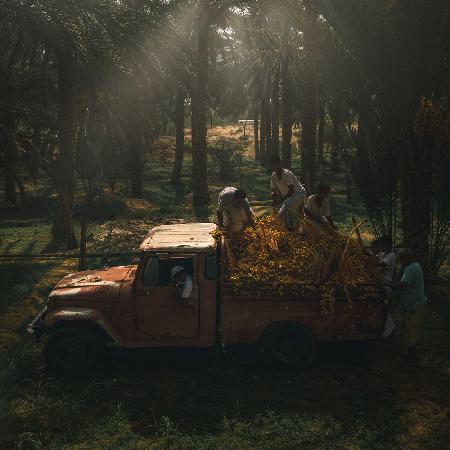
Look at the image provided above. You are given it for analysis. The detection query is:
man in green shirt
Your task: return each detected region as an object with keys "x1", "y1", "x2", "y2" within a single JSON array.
[{"x1": 386, "y1": 248, "x2": 427, "y2": 362}]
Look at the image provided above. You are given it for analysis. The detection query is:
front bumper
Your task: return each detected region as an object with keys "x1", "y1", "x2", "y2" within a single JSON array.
[{"x1": 27, "y1": 306, "x2": 48, "y2": 339}]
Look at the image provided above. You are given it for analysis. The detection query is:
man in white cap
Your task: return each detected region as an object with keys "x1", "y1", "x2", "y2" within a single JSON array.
[{"x1": 170, "y1": 265, "x2": 193, "y2": 304}]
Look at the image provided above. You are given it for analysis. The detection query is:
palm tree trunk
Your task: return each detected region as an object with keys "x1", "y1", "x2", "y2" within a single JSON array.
[
  {"x1": 259, "y1": 98, "x2": 266, "y2": 165},
  {"x1": 171, "y1": 87, "x2": 185, "y2": 184},
  {"x1": 317, "y1": 90, "x2": 325, "y2": 167},
  {"x1": 129, "y1": 137, "x2": 143, "y2": 198},
  {"x1": 300, "y1": 69, "x2": 318, "y2": 194},
  {"x1": 191, "y1": 14, "x2": 210, "y2": 207},
  {"x1": 301, "y1": 0, "x2": 318, "y2": 193},
  {"x1": 128, "y1": 131, "x2": 144, "y2": 198},
  {"x1": 253, "y1": 109, "x2": 259, "y2": 160},
  {"x1": 263, "y1": 96, "x2": 272, "y2": 167},
  {"x1": 53, "y1": 48, "x2": 77, "y2": 250},
  {"x1": 400, "y1": 136, "x2": 433, "y2": 272},
  {"x1": 271, "y1": 63, "x2": 280, "y2": 158},
  {"x1": 330, "y1": 95, "x2": 340, "y2": 172},
  {"x1": 4, "y1": 166, "x2": 16, "y2": 203},
  {"x1": 281, "y1": 57, "x2": 293, "y2": 170},
  {"x1": 3, "y1": 118, "x2": 17, "y2": 203}
]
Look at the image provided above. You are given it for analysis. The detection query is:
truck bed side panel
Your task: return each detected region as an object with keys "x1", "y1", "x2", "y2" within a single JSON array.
[{"x1": 221, "y1": 295, "x2": 386, "y2": 344}]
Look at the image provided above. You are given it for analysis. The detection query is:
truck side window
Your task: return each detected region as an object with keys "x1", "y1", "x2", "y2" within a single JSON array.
[
  {"x1": 142, "y1": 257, "x2": 159, "y2": 285},
  {"x1": 159, "y1": 258, "x2": 194, "y2": 286},
  {"x1": 205, "y1": 254, "x2": 218, "y2": 279}
]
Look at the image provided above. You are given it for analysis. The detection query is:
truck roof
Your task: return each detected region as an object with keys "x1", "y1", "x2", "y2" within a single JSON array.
[{"x1": 140, "y1": 223, "x2": 217, "y2": 253}]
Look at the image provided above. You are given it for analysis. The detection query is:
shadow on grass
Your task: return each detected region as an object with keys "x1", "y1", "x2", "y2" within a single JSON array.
[
  {"x1": 0, "y1": 261, "x2": 57, "y2": 313},
  {"x1": 0, "y1": 340, "x2": 407, "y2": 449}
]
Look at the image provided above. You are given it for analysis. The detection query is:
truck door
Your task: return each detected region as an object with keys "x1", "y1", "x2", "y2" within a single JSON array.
[{"x1": 134, "y1": 254, "x2": 199, "y2": 339}]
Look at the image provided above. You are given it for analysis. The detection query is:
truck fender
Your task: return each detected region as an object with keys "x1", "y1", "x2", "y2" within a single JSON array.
[{"x1": 43, "y1": 307, "x2": 122, "y2": 345}]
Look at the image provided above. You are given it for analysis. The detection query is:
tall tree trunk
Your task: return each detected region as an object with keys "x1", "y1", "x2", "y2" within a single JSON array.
[
  {"x1": 317, "y1": 89, "x2": 325, "y2": 167},
  {"x1": 259, "y1": 98, "x2": 266, "y2": 165},
  {"x1": 253, "y1": 108, "x2": 260, "y2": 160},
  {"x1": 330, "y1": 94, "x2": 340, "y2": 172},
  {"x1": 281, "y1": 56, "x2": 293, "y2": 170},
  {"x1": 53, "y1": 48, "x2": 77, "y2": 250},
  {"x1": 271, "y1": 63, "x2": 280, "y2": 159},
  {"x1": 129, "y1": 136, "x2": 143, "y2": 198},
  {"x1": 191, "y1": 9, "x2": 210, "y2": 207},
  {"x1": 400, "y1": 137, "x2": 433, "y2": 272},
  {"x1": 171, "y1": 87, "x2": 185, "y2": 184},
  {"x1": 263, "y1": 96, "x2": 272, "y2": 168},
  {"x1": 300, "y1": 70, "x2": 318, "y2": 194},
  {"x1": 301, "y1": 0, "x2": 319, "y2": 193},
  {"x1": 4, "y1": 166, "x2": 16, "y2": 203},
  {"x1": 14, "y1": 173, "x2": 26, "y2": 204},
  {"x1": 3, "y1": 118, "x2": 17, "y2": 203}
]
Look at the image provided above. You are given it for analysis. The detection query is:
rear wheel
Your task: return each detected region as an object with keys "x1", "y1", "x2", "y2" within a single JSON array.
[
  {"x1": 260, "y1": 323, "x2": 317, "y2": 368},
  {"x1": 45, "y1": 326, "x2": 99, "y2": 374}
]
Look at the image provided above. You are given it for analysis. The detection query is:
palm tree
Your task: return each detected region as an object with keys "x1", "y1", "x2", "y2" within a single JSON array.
[
  {"x1": 315, "y1": 0, "x2": 450, "y2": 268},
  {"x1": 171, "y1": 87, "x2": 186, "y2": 184},
  {"x1": 191, "y1": 4, "x2": 211, "y2": 207}
]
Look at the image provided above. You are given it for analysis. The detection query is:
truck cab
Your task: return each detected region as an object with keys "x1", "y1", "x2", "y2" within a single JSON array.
[{"x1": 28, "y1": 223, "x2": 386, "y2": 373}]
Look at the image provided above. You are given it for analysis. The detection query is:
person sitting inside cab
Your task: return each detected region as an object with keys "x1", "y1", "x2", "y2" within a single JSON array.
[{"x1": 170, "y1": 265, "x2": 193, "y2": 305}]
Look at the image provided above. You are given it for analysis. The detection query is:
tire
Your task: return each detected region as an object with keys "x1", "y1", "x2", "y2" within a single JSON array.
[
  {"x1": 260, "y1": 323, "x2": 317, "y2": 368},
  {"x1": 45, "y1": 325, "x2": 99, "y2": 374}
]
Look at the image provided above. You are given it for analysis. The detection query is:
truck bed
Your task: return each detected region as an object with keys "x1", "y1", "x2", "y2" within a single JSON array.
[{"x1": 220, "y1": 281, "x2": 387, "y2": 344}]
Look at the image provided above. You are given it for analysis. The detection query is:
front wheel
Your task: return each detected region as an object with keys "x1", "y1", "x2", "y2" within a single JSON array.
[
  {"x1": 45, "y1": 326, "x2": 99, "y2": 374},
  {"x1": 260, "y1": 323, "x2": 317, "y2": 368}
]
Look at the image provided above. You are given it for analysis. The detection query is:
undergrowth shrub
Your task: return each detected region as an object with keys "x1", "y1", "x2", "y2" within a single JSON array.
[{"x1": 208, "y1": 139, "x2": 243, "y2": 181}]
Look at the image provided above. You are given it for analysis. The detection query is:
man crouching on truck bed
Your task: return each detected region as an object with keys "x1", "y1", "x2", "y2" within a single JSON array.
[
  {"x1": 269, "y1": 155, "x2": 306, "y2": 231},
  {"x1": 304, "y1": 183, "x2": 338, "y2": 236},
  {"x1": 217, "y1": 187, "x2": 256, "y2": 234}
]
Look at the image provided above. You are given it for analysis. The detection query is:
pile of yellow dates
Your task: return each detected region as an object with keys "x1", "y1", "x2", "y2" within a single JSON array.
[{"x1": 217, "y1": 216, "x2": 381, "y2": 318}]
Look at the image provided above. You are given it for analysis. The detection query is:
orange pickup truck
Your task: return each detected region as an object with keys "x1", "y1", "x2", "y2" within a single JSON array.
[{"x1": 28, "y1": 223, "x2": 387, "y2": 373}]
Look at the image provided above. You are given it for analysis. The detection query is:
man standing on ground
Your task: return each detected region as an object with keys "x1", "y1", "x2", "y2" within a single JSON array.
[
  {"x1": 304, "y1": 183, "x2": 338, "y2": 234},
  {"x1": 269, "y1": 156, "x2": 306, "y2": 230},
  {"x1": 217, "y1": 187, "x2": 256, "y2": 234},
  {"x1": 386, "y1": 248, "x2": 427, "y2": 362}
]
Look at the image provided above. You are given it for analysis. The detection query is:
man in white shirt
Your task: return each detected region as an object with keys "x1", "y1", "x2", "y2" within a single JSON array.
[
  {"x1": 170, "y1": 265, "x2": 193, "y2": 304},
  {"x1": 304, "y1": 183, "x2": 338, "y2": 235},
  {"x1": 269, "y1": 156, "x2": 306, "y2": 230},
  {"x1": 217, "y1": 187, "x2": 256, "y2": 234}
]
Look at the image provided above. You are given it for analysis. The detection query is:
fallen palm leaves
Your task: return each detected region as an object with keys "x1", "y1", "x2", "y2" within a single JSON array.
[{"x1": 212, "y1": 216, "x2": 381, "y2": 318}]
